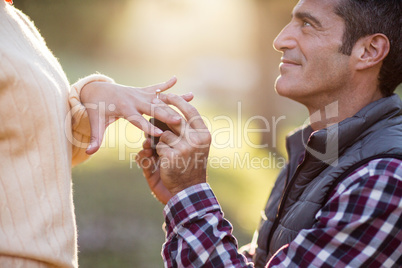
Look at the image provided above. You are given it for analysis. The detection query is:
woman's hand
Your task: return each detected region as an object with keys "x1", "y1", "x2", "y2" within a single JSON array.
[{"x1": 80, "y1": 76, "x2": 193, "y2": 154}]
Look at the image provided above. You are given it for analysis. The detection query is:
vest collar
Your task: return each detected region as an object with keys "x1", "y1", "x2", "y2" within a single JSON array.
[{"x1": 286, "y1": 94, "x2": 402, "y2": 165}]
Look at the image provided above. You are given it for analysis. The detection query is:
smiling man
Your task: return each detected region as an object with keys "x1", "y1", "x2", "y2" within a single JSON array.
[{"x1": 137, "y1": 0, "x2": 402, "y2": 267}]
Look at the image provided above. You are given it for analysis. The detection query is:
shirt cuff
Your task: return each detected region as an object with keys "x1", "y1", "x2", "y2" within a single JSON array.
[{"x1": 163, "y1": 183, "x2": 222, "y2": 238}]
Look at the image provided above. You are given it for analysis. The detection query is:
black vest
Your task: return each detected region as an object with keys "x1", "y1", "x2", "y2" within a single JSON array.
[{"x1": 253, "y1": 95, "x2": 402, "y2": 267}]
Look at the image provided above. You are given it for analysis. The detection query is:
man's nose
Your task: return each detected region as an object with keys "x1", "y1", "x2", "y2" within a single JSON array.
[{"x1": 273, "y1": 23, "x2": 297, "y2": 52}]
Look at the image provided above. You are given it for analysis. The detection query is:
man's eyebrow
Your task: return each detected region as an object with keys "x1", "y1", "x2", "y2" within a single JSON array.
[{"x1": 294, "y1": 11, "x2": 323, "y2": 28}]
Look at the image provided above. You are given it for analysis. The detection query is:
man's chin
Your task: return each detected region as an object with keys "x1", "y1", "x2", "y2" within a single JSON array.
[
  {"x1": 274, "y1": 78, "x2": 293, "y2": 98},
  {"x1": 275, "y1": 81, "x2": 306, "y2": 104}
]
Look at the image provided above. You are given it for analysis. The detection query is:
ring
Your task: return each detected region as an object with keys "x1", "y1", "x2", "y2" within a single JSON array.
[{"x1": 156, "y1": 89, "x2": 161, "y2": 99}]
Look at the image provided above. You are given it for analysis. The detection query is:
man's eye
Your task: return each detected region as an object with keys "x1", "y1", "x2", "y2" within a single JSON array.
[{"x1": 303, "y1": 21, "x2": 312, "y2": 27}]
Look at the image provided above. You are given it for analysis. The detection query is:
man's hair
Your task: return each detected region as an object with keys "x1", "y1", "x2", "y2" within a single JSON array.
[{"x1": 335, "y1": 0, "x2": 402, "y2": 96}]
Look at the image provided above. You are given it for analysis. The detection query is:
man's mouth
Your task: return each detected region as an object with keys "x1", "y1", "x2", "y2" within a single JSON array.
[{"x1": 280, "y1": 58, "x2": 301, "y2": 66}]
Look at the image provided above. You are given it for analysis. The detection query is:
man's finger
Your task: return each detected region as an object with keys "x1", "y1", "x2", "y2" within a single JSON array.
[
  {"x1": 155, "y1": 139, "x2": 177, "y2": 159},
  {"x1": 142, "y1": 137, "x2": 152, "y2": 149},
  {"x1": 136, "y1": 150, "x2": 157, "y2": 176},
  {"x1": 159, "y1": 131, "x2": 183, "y2": 149},
  {"x1": 162, "y1": 93, "x2": 208, "y2": 131}
]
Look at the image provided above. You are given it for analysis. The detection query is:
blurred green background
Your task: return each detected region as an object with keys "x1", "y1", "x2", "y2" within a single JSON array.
[{"x1": 16, "y1": 0, "x2": 402, "y2": 267}]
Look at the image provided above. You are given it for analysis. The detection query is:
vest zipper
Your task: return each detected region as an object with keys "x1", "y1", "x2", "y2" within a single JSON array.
[
  {"x1": 265, "y1": 153, "x2": 308, "y2": 253},
  {"x1": 265, "y1": 152, "x2": 329, "y2": 255}
]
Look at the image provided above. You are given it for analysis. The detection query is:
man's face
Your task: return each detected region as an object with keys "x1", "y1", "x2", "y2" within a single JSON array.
[{"x1": 273, "y1": 0, "x2": 351, "y2": 107}]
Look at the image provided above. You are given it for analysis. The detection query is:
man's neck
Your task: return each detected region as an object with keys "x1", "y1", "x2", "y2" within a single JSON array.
[{"x1": 307, "y1": 87, "x2": 384, "y2": 131}]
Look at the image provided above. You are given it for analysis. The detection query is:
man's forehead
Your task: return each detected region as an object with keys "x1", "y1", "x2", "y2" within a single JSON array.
[
  {"x1": 292, "y1": 0, "x2": 344, "y2": 25},
  {"x1": 293, "y1": 0, "x2": 341, "y2": 15}
]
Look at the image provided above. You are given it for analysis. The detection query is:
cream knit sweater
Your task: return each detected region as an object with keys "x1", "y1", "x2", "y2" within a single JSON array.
[{"x1": 0, "y1": 2, "x2": 114, "y2": 267}]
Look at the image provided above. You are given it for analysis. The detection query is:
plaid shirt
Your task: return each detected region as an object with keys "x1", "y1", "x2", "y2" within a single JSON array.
[{"x1": 163, "y1": 158, "x2": 402, "y2": 267}]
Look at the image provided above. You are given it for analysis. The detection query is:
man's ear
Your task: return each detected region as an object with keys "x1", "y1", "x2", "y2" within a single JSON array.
[{"x1": 352, "y1": 33, "x2": 390, "y2": 71}]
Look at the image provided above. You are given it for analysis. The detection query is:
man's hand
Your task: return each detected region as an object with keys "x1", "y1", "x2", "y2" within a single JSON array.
[
  {"x1": 136, "y1": 93, "x2": 211, "y2": 204},
  {"x1": 80, "y1": 76, "x2": 193, "y2": 154},
  {"x1": 136, "y1": 138, "x2": 173, "y2": 204}
]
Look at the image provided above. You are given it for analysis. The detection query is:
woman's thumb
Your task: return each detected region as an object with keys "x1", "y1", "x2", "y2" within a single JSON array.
[{"x1": 86, "y1": 111, "x2": 105, "y2": 155}]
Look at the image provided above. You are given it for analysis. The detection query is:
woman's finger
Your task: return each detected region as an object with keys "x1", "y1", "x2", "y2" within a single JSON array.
[
  {"x1": 134, "y1": 93, "x2": 192, "y2": 128},
  {"x1": 180, "y1": 92, "x2": 194, "y2": 102},
  {"x1": 148, "y1": 99, "x2": 185, "y2": 135},
  {"x1": 125, "y1": 113, "x2": 163, "y2": 136},
  {"x1": 86, "y1": 108, "x2": 106, "y2": 155},
  {"x1": 144, "y1": 76, "x2": 177, "y2": 93}
]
